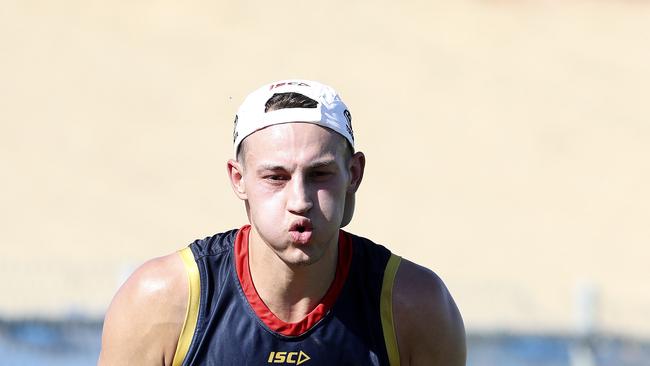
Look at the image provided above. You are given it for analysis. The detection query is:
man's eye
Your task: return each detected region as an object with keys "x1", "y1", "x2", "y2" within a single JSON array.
[
  {"x1": 266, "y1": 175, "x2": 286, "y2": 181},
  {"x1": 311, "y1": 171, "x2": 333, "y2": 179}
]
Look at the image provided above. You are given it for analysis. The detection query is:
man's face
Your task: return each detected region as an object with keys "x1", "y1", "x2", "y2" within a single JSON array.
[{"x1": 230, "y1": 123, "x2": 357, "y2": 266}]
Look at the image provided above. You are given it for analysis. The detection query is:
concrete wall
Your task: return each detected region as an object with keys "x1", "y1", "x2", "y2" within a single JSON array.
[{"x1": 1, "y1": 0, "x2": 649, "y2": 337}]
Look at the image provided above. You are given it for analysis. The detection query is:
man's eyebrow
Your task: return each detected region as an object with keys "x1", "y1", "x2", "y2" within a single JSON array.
[
  {"x1": 257, "y1": 163, "x2": 287, "y2": 172},
  {"x1": 307, "y1": 158, "x2": 337, "y2": 170},
  {"x1": 256, "y1": 159, "x2": 337, "y2": 172}
]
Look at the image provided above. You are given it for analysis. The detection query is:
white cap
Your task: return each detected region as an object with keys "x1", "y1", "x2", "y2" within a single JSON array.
[{"x1": 233, "y1": 79, "x2": 354, "y2": 156}]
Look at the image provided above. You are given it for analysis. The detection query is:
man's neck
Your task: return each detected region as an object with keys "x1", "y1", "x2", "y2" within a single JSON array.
[{"x1": 248, "y1": 229, "x2": 339, "y2": 323}]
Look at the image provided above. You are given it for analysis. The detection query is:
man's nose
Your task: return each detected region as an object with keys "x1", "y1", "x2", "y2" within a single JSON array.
[{"x1": 287, "y1": 176, "x2": 313, "y2": 214}]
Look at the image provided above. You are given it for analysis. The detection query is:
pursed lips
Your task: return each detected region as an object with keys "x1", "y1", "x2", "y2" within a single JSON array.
[{"x1": 289, "y1": 219, "x2": 313, "y2": 244}]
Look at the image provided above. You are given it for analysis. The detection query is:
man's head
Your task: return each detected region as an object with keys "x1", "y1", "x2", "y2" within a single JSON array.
[{"x1": 226, "y1": 80, "x2": 365, "y2": 266}]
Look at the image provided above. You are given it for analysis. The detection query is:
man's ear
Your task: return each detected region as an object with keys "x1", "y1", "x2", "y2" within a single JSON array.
[
  {"x1": 341, "y1": 193, "x2": 355, "y2": 228},
  {"x1": 348, "y1": 151, "x2": 366, "y2": 194},
  {"x1": 341, "y1": 151, "x2": 365, "y2": 228},
  {"x1": 227, "y1": 159, "x2": 247, "y2": 200}
]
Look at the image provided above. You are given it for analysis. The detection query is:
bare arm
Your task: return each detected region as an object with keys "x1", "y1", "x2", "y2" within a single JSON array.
[
  {"x1": 394, "y1": 259, "x2": 466, "y2": 366},
  {"x1": 98, "y1": 253, "x2": 188, "y2": 366}
]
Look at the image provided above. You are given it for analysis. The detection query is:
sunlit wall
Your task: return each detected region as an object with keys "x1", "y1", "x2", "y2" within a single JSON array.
[{"x1": 1, "y1": 0, "x2": 649, "y2": 338}]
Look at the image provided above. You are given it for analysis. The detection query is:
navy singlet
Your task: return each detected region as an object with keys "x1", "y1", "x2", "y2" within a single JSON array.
[{"x1": 171, "y1": 225, "x2": 402, "y2": 366}]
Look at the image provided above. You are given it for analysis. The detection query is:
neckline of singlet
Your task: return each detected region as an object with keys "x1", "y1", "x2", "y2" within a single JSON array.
[{"x1": 234, "y1": 224, "x2": 353, "y2": 337}]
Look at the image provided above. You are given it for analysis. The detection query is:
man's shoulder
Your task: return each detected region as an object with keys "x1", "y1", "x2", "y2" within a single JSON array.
[
  {"x1": 393, "y1": 259, "x2": 466, "y2": 365},
  {"x1": 123, "y1": 253, "x2": 188, "y2": 300},
  {"x1": 99, "y1": 252, "x2": 188, "y2": 365},
  {"x1": 343, "y1": 231, "x2": 467, "y2": 364},
  {"x1": 103, "y1": 253, "x2": 188, "y2": 323}
]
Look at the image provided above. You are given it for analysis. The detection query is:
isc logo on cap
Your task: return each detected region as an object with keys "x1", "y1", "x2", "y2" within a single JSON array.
[
  {"x1": 269, "y1": 81, "x2": 310, "y2": 90},
  {"x1": 267, "y1": 350, "x2": 311, "y2": 365}
]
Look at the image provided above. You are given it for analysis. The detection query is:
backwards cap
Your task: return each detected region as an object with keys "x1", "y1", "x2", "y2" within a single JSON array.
[{"x1": 233, "y1": 80, "x2": 354, "y2": 156}]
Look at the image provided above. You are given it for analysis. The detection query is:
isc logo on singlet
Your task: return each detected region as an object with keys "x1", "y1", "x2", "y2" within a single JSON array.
[{"x1": 267, "y1": 351, "x2": 311, "y2": 365}]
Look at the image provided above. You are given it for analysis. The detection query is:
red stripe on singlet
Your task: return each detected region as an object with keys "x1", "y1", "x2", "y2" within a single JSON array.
[{"x1": 234, "y1": 225, "x2": 352, "y2": 337}]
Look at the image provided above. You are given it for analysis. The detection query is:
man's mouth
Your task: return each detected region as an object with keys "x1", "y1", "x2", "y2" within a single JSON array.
[{"x1": 289, "y1": 220, "x2": 313, "y2": 244}]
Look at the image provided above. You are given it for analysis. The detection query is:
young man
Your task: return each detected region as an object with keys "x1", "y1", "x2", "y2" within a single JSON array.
[{"x1": 98, "y1": 80, "x2": 466, "y2": 366}]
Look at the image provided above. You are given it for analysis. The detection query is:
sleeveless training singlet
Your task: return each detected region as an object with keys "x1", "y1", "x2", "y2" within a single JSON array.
[{"x1": 171, "y1": 225, "x2": 402, "y2": 366}]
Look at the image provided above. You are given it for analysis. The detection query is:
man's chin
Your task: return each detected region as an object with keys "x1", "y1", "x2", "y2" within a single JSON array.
[{"x1": 279, "y1": 248, "x2": 321, "y2": 267}]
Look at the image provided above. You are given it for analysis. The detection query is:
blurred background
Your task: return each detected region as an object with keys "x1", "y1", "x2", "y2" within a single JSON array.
[{"x1": 1, "y1": 0, "x2": 649, "y2": 365}]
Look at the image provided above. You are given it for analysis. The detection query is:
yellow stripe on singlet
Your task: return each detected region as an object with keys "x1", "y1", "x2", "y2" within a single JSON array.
[
  {"x1": 172, "y1": 247, "x2": 201, "y2": 366},
  {"x1": 380, "y1": 254, "x2": 402, "y2": 366}
]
